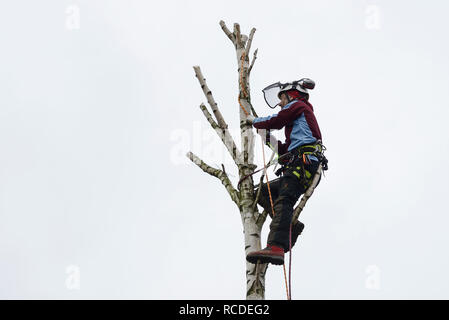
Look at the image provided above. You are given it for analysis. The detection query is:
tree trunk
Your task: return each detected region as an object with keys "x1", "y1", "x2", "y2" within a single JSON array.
[
  {"x1": 187, "y1": 21, "x2": 267, "y2": 299},
  {"x1": 243, "y1": 214, "x2": 266, "y2": 299}
]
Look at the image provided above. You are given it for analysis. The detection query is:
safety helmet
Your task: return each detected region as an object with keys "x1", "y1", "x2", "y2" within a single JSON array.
[{"x1": 262, "y1": 78, "x2": 315, "y2": 108}]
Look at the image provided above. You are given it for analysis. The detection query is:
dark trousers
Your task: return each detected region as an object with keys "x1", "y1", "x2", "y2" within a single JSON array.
[{"x1": 255, "y1": 158, "x2": 321, "y2": 250}]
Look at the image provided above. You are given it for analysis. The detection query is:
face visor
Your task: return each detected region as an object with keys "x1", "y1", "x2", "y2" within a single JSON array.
[
  {"x1": 262, "y1": 79, "x2": 314, "y2": 109},
  {"x1": 262, "y1": 82, "x2": 283, "y2": 109}
]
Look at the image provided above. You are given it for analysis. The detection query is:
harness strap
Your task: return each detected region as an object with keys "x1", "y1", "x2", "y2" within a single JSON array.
[{"x1": 277, "y1": 140, "x2": 328, "y2": 187}]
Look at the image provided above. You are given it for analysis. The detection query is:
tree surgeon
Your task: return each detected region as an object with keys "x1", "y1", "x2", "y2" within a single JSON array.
[{"x1": 245, "y1": 79, "x2": 326, "y2": 265}]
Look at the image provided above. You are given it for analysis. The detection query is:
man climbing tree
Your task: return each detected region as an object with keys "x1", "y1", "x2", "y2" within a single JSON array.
[
  {"x1": 187, "y1": 21, "x2": 328, "y2": 299},
  {"x1": 246, "y1": 79, "x2": 326, "y2": 265}
]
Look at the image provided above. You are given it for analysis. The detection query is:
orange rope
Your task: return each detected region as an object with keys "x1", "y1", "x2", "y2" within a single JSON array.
[
  {"x1": 283, "y1": 264, "x2": 290, "y2": 299},
  {"x1": 261, "y1": 137, "x2": 290, "y2": 300},
  {"x1": 238, "y1": 97, "x2": 249, "y2": 116}
]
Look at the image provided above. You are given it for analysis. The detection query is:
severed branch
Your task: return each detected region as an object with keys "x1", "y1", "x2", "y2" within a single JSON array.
[
  {"x1": 292, "y1": 164, "x2": 323, "y2": 222},
  {"x1": 245, "y1": 28, "x2": 256, "y2": 56},
  {"x1": 234, "y1": 23, "x2": 243, "y2": 47},
  {"x1": 187, "y1": 151, "x2": 240, "y2": 206},
  {"x1": 248, "y1": 48, "x2": 258, "y2": 75},
  {"x1": 199, "y1": 103, "x2": 242, "y2": 164},
  {"x1": 219, "y1": 20, "x2": 235, "y2": 42},
  {"x1": 193, "y1": 66, "x2": 228, "y2": 129}
]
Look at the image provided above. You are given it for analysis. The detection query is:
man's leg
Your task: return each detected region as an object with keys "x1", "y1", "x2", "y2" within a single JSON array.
[
  {"x1": 255, "y1": 176, "x2": 306, "y2": 252},
  {"x1": 268, "y1": 159, "x2": 321, "y2": 250},
  {"x1": 267, "y1": 173, "x2": 305, "y2": 251},
  {"x1": 246, "y1": 159, "x2": 320, "y2": 264},
  {"x1": 254, "y1": 178, "x2": 282, "y2": 217}
]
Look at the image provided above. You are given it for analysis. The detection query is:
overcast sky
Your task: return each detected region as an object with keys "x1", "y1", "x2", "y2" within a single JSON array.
[{"x1": 1, "y1": 0, "x2": 449, "y2": 299}]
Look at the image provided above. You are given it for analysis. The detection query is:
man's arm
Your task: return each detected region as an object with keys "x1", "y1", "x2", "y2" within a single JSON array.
[{"x1": 253, "y1": 102, "x2": 306, "y2": 130}]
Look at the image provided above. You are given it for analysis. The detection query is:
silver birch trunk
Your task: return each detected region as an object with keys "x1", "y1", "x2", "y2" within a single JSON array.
[{"x1": 187, "y1": 21, "x2": 267, "y2": 299}]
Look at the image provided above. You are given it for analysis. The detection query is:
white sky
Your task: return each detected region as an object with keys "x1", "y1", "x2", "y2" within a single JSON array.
[{"x1": 1, "y1": 0, "x2": 449, "y2": 299}]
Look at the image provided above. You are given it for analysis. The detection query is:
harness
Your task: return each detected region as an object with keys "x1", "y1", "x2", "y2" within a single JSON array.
[{"x1": 275, "y1": 140, "x2": 328, "y2": 188}]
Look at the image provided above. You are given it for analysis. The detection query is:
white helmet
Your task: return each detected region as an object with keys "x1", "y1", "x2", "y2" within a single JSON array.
[{"x1": 262, "y1": 78, "x2": 315, "y2": 108}]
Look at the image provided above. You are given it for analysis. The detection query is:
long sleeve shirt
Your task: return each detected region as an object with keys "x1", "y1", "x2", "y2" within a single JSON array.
[{"x1": 253, "y1": 98, "x2": 322, "y2": 161}]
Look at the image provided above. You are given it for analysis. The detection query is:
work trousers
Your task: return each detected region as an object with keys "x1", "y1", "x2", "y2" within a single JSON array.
[{"x1": 255, "y1": 158, "x2": 321, "y2": 250}]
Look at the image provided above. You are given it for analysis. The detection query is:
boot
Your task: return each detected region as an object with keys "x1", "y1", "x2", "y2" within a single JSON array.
[
  {"x1": 285, "y1": 220, "x2": 305, "y2": 253},
  {"x1": 246, "y1": 244, "x2": 284, "y2": 265}
]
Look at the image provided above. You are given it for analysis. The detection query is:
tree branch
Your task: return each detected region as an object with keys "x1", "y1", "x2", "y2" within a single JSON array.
[
  {"x1": 193, "y1": 66, "x2": 228, "y2": 129},
  {"x1": 219, "y1": 20, "x2": 235, "y2": 43},
  {"x1": 199, "y1": 103, "x2": 242, "y2": 164},
  {"x1": 187, "y1": 151, "x2": 240, "y2": 206},
  {"x1": 292, "y1": 164, "x2": 323, "y2": 222},
  {"x1": 245, "y1": 28, "x2": 256, "y2": 57},
  {"x1": 234, "y1": 23, "x2": 242, "y2": 47},
  {"x1": 248, "y1": 48, "x2": 258, "y2": 76}
]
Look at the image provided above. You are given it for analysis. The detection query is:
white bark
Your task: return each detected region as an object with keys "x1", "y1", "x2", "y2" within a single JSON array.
[
  {"x1": 187, "y1": 151, "x2": 239, "y2": 206},
  {"x1": 222, "y1": 21, "x2": 267, "y2": 299},
  {"x1": 187, "y1": 21, "x2": 268, "y2": 300},
  {"x1": 243, "y1": 214, "x2": 267, "y2": 299},
  {"x1": 198, "y1": 103, "x2": 242, "y2": 164},
  {"x1": 193, "y1": 66, "x2": 228, "y2": 129}
]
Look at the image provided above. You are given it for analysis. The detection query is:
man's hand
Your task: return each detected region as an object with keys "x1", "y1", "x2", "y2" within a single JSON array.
[
  {"x1": 256, "y1": 129, "x2": 277, "y2": 148},
  {"x1": 246, "y1": 114, "x2": 256, "y2": 125}
]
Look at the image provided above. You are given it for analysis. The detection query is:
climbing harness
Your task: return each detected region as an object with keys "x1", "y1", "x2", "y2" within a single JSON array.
[
  {"x1": 275, "y1": 141, "x2": 328, "y2": 188},
  {"x1": 245, "y1": 140, "x2": 328, "y2": 190}
]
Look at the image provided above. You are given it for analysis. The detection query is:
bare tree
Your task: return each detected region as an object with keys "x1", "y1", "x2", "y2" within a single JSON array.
[{"x1": 186, "y1": 21, "x2": 323, "y2": 300}]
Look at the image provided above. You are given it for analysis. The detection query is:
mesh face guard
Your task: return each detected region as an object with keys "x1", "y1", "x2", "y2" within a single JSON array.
[
  {"x1": 262, "y1": 82, "x2": 283, "y2": 109},
  {"x1": 262, "y1": 79, "x2": 315, "y2": 109}
]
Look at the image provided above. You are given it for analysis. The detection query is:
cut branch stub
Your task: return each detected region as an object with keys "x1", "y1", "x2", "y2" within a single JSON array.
[
  {"x1": 219, "y1": 20, "x2": 235, "y2": 42},
  {"x1": 234, "y1": 23, "x2": 243, "y2": 47},
  {"x1": 245, "y1": 28, "x2": 256, "y2": 56}
]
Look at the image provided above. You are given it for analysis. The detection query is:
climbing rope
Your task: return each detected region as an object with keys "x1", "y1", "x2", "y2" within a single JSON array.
[
  {"x1": 289, "y1": 223, "x2": 292, "y2": 300},
  {"x1": 261, "y1": 136, "x2": 291, "y2": 300}
]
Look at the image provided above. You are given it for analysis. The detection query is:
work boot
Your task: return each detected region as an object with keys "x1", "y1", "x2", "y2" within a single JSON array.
[
  {"x1": 246, "y1": 244, "x2": 284, "y2": 265},
  {"x1": 285, "y1": 220, "x2": 305, "y2": 253}
]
